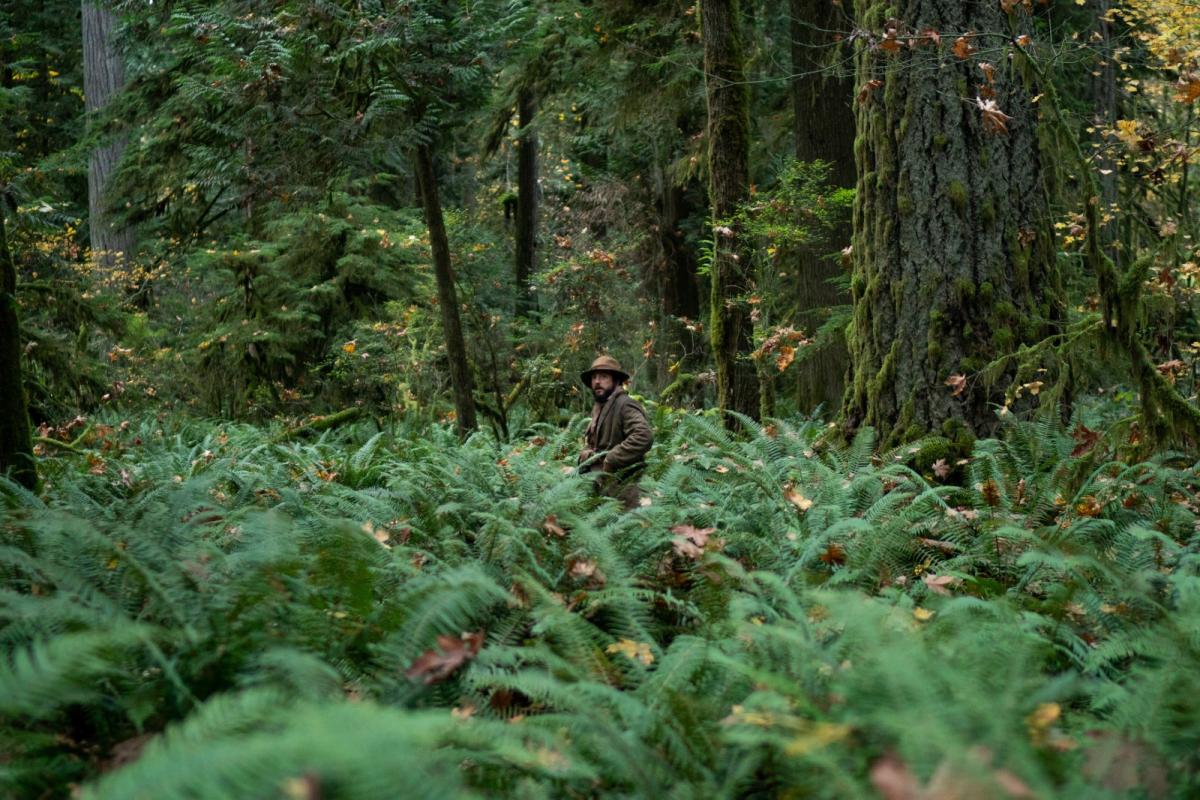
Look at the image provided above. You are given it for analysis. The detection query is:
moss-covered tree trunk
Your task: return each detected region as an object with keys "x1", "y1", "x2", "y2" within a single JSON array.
[
  {"x1": 701, "y1": 0, "x2": 759, "y2": 424},
  {"x1": 514, "y1": 87, "x2": 538, "y2": 317},
  {"x1": 790, "y1": 0, "x2": 855, "y2": 415},
  {"x1": 415, "y1": 143, "x2": 478, "y2": 437},
  {"x1": 82, "y1": 1, "x2": 134, "y2": 269},
  {"x1": 843, "y1": 0, "x2": 1062, "y2": 446},
  {"x1": 0, "y1": 204, "x2": 36, "y2": 490}
]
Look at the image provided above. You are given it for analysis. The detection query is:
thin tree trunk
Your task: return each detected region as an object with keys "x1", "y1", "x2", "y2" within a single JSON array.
[
  {"x1": 0, "y1": 204, "x2": 37, "y2": 490},
  {"x1": 790, "y1": 0, "x2": 854, "y2": 415},
  {"x1": 514, "y1": 87, "x2": 538, "y2": 316},
  {"x1": 82, "y1": 0, "x2": 135, "y2": 269},
  {"x1": 414, "y1": 143, "x2": 478, "y2": 436},
  {"x1": 843, "y1": 0, "x2": 1064, "y2": 446},
  {"x1": 701, "y1": 0, "x2": 759, "y2": 425}
]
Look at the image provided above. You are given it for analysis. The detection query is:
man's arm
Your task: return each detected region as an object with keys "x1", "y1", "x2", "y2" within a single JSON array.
[{"x1": 603, "y1": 400, "x2": 653, "y2": 471}]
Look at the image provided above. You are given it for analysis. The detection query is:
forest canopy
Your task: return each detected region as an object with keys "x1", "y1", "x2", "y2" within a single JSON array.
[{"x1": 2, "y1": 0, "x2": 1200, "y2": 797}]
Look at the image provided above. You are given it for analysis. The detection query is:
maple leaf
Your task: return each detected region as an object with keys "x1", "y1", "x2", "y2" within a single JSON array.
[
  {"x1": 819, "y1": 543, "x2": 846, "y2": 566},
  {"x1": 1070, "y1": 425, "x2": 1100, "y2": 457},
  {"x1": 776, "y1": 344, "x2": 796, "y2": 372},
  {"x1": 945, "y1": 373, "x2": 967, "y2": 397},
  {"x1": 976, "y1": 97, "x2": 1013, "y2": 134},
  {"x1": 857, "y1": 79, "x2": 883, "y2": 104},
  {"x1": 784, "y1": 487, "x2": 814, "y2": 511},
  {"x1": 671, "y1": 524, "x2": 715, "y2": 560},
  {"x1": 1015, "y1": 33, "x2": 1032, "y2": 47},
  {"x1": 952, "y1": 34, "x2": 976, "y2": 59},
  {"x1": 1075, "y1": 495, "x2": 1102, "y2": 517},
  {"x1": 978, "y1": 61, "x2": 996, "y2": 84},
  {"x1": 542, "y1": 515, "x2": 567, "y2": 538},
  {"x1": 405, "y1": 631, "x2": 485, "y2": 684},
  {"x1": 932, "y1": 458, "x2": 950, "y2": 479},
  {"x1": 922, "y1": 573, "x2": 958, "y2": 595},
  {"x1": 1175, "y1": 77, "x2": 1200, "y2": 104},
  {"x1": 567, "y1": 557, "x2": 607, "y2": 588},
  {"x1": 606, "y1": 638, "x2": 654, "y2": 665}
]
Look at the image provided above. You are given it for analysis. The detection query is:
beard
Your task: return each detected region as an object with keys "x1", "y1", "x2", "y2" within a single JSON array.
[{"x1": 592, "y1": 385, "x2": 616, "y2": 402}]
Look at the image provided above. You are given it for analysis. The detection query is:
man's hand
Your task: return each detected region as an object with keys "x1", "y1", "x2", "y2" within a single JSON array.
[{"x1": 578, "y1": 447, "x2": 595, "y2": 465}]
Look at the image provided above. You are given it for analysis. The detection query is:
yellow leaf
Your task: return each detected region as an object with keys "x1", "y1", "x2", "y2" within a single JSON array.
[
  {"x1": 606, "y1": 638, "x2": 654, "y2": 665},
  {"x1": 783, "y1": 722, "x2": 853, "y2": 756},
  {"x1": 912, "y1": 607, "x2": 935, "y2": 621},
  {"x1": 785, "y1": 487, "x2": 813, "y2": 511}
]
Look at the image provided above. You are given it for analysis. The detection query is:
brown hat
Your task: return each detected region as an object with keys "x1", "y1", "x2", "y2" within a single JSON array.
[{"x1": 580, "y1": 354, "x2": 630, "y2": 387}]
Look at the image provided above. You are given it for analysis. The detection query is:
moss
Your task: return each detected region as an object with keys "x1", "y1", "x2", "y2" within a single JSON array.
[
  {"x1": 898, "y1": 195, "x2": 913, "y2": 216},
  {"x1": 913, "y1": 436, "x2": 951, "y2": 470},
  {"x1": 947, "y1": 180, "x2": 968, "y2": 212},
  {"x1": 994, "y1": 327, "x2": 1014, "y2": 349},
  {"x1": 933, "y1": 133, "x2": 949, "y2": 150},
  {"x1": 927, "y1": 340, "x2": 943, "y2": 361},
  {"x1": 961, "y1": 356, "x2": 984, "y2": 372},
  {"x1": 954, "y1": 278, "x2": 975, "y2": 302},
  {"x1": 981, "y1": 198, "x2": 996, "y2": 226},
  {"x1": 962, "y1": 323, "x2": 974, "y2": 339},
  {"x1": 978, "y1": 281, "x2": 994, "y2": 304},
  {"x1": 929, "y1": 309, "x2": 945, "y2": 328},
  {"x1": 995, "y1": 301, "x2": 1015, "y2": 320}
]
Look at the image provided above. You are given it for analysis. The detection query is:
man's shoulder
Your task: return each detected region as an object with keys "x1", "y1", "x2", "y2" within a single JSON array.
[{"x1": 615, "y1": 392, "x2": 648, "y2": 416}]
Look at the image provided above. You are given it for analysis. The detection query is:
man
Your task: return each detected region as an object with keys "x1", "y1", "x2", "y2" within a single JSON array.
[{"x1": 578, "y1": 355, "x2": 653, "y2": 509}]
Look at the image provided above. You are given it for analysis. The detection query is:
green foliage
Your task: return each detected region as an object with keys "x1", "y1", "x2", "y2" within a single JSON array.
[{"x1": 3, "y1": 410, "x2": 1198, "y2": 796}]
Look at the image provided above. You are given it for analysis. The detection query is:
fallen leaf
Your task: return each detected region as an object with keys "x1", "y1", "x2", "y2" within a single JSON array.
[
  {"x1": 785, "y1": 487, "x2": 814, "y2": 511},
  {"x1": 922, "y1": 574, "x2": 958, "y2": 595},
  {"x1": 932, "y1": 458, "x2": 950, "y2": 479},
  {"x1": 945, "y1": 373, "x2": 967, "y2": 397},
  {"x1": 606, "y1": 638, "x2": 654, "y2": 665},
  {"x1": 671, "y1": 524, "x2": 715, "y2": 560},
  {"x1": 405, "y1": 631, "x2": 485, "y2": 684},
  {"x1": 542, "y1": 515, "x2": 567, "y2": 538}
]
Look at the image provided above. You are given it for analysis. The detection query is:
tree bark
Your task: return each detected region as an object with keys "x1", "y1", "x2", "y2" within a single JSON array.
[
  {"x1": 655, "y1": 171, "x2": 703, "y2": 367},
  {"x1": 414, "y1": 143, "x2": 478, "y2": 436},
  {"x1": 514, "y1": 87, "x2": 538, "y2": 316},
  {"x1": 843, "y1": 0, "x2": 1063, "y2": 446},
  {"x1": 701, "y1": 0, "x2": 759, "y2": 424},
  {"x1": 82, "y1": 0, "x2": 135, "y2": 269},
  {"x1": 790, "y1": 0, "x2": 854, "y2": 415},
  {"x1": 0, "y1": 204, "x2": 37, "y2": 490}
]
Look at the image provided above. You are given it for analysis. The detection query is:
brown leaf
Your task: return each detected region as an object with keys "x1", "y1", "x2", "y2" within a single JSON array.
[
  {"x1": 978, "y1": 62, "x2": 996, "y2": 84},
  {"x1": 976, "y1": 97, "x2": 1013, "y2": 134},
  {"x1": 981, "y1": 479, "x2": 1001, "y2": 507},
  {"x1": 671, "y1": 524, "x2": 715, "y2": 560},
  {"x1": 405, "y1": 631, "x2": 485, "y2": 684},
  {"x1": 952, "y1": 34, "x2": 977, "y2": 59},
  {"x1": 922, "y1": 573, "x2": 958, "y2": 595},
  {"x1": 542, "y1": 515, "x2": 567, "y2": 538},
  {"x1": 1075, "y1": 495, "x2": 1102, "y2": 517},
  {"x1": 945, "y1": 373, "x2": 968, "y2": 397},
  {"x1": 567, "y1": 557, "x2": 607, "y2": 588},
  {"x1": 820, "y1": 543, "x2": 847, "y2": 566},
  {"x1": 1175, "y1": 77, "x2": 1200, "y2": 104},
  {"x1": 1070, "y1": 425, "x2": 1100, "y2": 457},
  {"x1": 776, "y1": 344, "x2": 796, "y2": 372},
  {"x1": 785, "y1": 486, "x2": 814, "y2": 511},
  {"x1": 857, "y1": 79, "x2": 883, "y2": 104},
  {"x1": 932, "y1": 458, "x2": 951, "y2": 479},
  {"x1": 870, "y1": 753, "x2": 921, "y2": 800}
]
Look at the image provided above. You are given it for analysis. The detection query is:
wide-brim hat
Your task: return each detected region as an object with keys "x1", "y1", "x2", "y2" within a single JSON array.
[{"x1": 580, "y1": 354, "x2": 630, "y2": 387}]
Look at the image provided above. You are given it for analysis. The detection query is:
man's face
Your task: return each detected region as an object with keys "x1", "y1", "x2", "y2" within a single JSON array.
[{"x1": 590, "y1": 370, "x2": 617, "y2": 401}]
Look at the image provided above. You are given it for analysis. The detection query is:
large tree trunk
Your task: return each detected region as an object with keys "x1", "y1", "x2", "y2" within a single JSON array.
[
  {"x1": 414, "y1": 143, "x2": 478, "y2": 436},
  {"x1": 790, "y1": 0, "x2": 855, "y2": 415},
  {"x1": 514, "y1": 87, "x2": 538, "y2": 317},
  {"x1": 701, "y1": 0, "x2": 759, "y2": 424},
  {"x1": 0, "y1": 204, "x2": 36, "y2": 490},
  {"x1": 843, "y1": 0, "x2": 1063, "y2": 446},
  {"x1": 82, "y1": 1, "x2": 135, "y2": 269},
  {"x1": 656, "y1": 172, "x2": 703, "y2": 365}
]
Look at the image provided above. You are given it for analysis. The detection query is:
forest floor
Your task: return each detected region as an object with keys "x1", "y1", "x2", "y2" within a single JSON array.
[{"x1": 2, "y1": 409, "x2": 1197, "y2": 798}]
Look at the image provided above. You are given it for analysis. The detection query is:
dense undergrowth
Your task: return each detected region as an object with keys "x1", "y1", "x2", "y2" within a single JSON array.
[{"x1": 1, "y1": 409, "x2": 1198, "y2": 798}]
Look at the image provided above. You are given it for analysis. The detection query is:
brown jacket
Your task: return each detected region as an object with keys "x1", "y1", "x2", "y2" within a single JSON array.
[{"x1": 581, "y1": 388, "x2": 653, "y2": 477}]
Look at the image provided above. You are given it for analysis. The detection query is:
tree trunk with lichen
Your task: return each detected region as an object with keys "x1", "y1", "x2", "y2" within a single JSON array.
[
  {"x1": 82, "y1": 1, "x2": 135, "y2": 270},
  {"x1": 790, "y1": 0, "x2": 855, "y2": 415},
  {"x1": 843, "y1": 0, "x2": 1063, "y2": 448},
  {"x1": 415, "y1": 143, "x2": 478, "y2": 437},
  {"x1": 0, "y1": 205, "x2": 36, "y2": 490},
  {"x1": 514, "y1": 87, "x2": 538, "y2": 317},
  {"x1": 701, "y1": 0, "x2": 759, "y2": 424}
]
